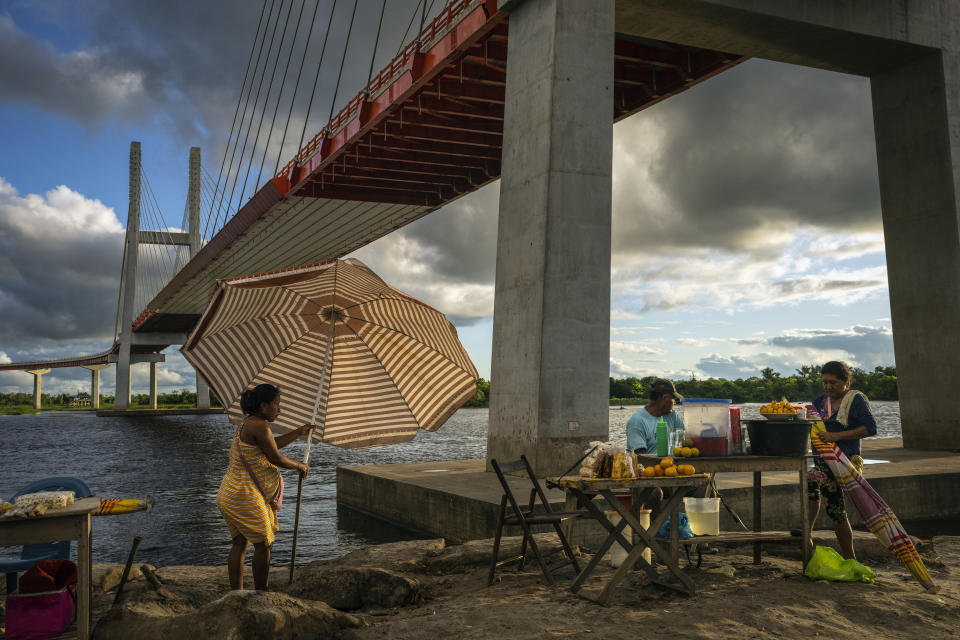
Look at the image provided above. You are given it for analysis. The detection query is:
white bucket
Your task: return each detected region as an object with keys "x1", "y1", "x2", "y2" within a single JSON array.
[
  {"x1": 607, "y1": 509, "x2": 651, "y2": 567},
  {"x1": 683, "y1": 497, "x2": 720, "y2": 535}
]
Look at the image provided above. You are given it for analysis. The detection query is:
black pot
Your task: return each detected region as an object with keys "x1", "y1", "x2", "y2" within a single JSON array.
[{"x1": 745, "y1": 419, "x2": 811, "y2": 456}]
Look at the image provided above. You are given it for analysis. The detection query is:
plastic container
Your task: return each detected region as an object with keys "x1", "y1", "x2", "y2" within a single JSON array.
[
  {"x1": 607, "y1": 509, "x2": 651, "y2": 567},
  {"x1": 656, "y1": 417, "x2": 668, "y2": 456},
  {"x1": 729, "y1": 407, "x2": 743, "y2": 455},
  {"x1": 683, "y1": 497, "x2": 720, "y2": 535},
  {"x1": 682, "y1": 398, "x2": 732, "y2": 457},
  {"x1": 745, "y1": 419, "x2": 810, "y2": 456}
]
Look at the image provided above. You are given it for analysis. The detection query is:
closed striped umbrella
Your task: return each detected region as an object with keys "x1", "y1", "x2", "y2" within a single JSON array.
[{"x1": 180, "y1": 258, "x2": 479, "y2": 449}]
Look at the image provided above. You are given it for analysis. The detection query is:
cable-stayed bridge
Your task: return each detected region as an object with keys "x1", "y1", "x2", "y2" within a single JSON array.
[{"x1": 1, "y1": 0, "x2": 747, "y2": 410}]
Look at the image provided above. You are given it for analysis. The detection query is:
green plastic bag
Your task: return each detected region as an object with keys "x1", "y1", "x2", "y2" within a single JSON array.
[{"x1": 804, "y1": 545, "x2": 876, "y2": 583}]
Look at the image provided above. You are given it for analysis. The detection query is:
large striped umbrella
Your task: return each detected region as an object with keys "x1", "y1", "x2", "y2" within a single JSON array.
[
  {"x1": 809, "y1": 421, "x2": 939, "y2": 593},
  {"x1": 182, "y1": 258, "x2": 479, "y2": 582},
  {"x1": 181, "y1": 258, "x2": 479, "y2": 449}
]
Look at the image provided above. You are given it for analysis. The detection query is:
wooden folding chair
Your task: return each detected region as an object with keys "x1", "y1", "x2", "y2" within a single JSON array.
[{"x1": 488, "y1": 455, "x2": 584, "y2": 586}]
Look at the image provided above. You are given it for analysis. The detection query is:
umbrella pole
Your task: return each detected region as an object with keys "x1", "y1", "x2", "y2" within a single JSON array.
[
  {"x1": 289, "y1": 474, "x2": 306, "y2": 585},
  {"x1": 289, "y1": 318, "x2": 335, "y2": 585}
]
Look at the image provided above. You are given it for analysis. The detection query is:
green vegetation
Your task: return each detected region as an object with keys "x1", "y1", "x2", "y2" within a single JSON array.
[
  {"x1": 460, "y1": 366, "x2": 898, "y2": 409},
  {"x1": 610, "y1": 365, "x2": 898, "y2": 405},
  {"x1": 463, "y1": 378, "x2": 490, "y2": 407},
  {"x1": 2, "y1": 366, "x2": 897, "y2": 414},
  {"x1": 0, "y1": 389, "x2": 221, "y2": 414}
]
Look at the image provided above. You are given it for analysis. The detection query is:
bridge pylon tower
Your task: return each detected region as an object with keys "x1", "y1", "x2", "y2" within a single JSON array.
[{"x1": 114, "y1": 142, "x2": 207, "y2": 410}]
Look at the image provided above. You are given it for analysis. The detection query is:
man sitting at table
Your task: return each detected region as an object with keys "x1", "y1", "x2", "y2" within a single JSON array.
[
  {"x1": 626, "y1": 379, "x2": 707, "y2": 510},
  {"x1": 626, "y1": 378, "x2": 684, "y2": 456}
]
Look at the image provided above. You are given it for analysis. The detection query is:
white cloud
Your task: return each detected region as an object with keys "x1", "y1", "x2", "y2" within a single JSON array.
[
  {"x1": 611, "y1": 341, "x2": 664, "y2": 356},
  {"x1": 770, "y1": 325, "x2": 894, "y2": 368},
  {"x1": 0, "y1": 179, "x2": 124, "y2": 343},
  {"x1": 611, "y1": 227, "x2": 887, "y2": 318}
]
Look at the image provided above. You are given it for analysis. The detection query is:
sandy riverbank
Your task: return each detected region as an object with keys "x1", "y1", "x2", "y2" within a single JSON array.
[{"x1": 2, "y1": 531, "x2": 958, "y2": 639}]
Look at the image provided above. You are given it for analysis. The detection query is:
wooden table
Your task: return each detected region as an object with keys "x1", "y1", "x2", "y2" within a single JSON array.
[
  {"x1": 0, "y1": 496, "x2": 99, "y2": 640},
  {"x1": 548, "y1": 475, "x2": 709, "y2": 605},
  {"x1": 638, "y1": 454, "x2": 810, "y2": 566}
]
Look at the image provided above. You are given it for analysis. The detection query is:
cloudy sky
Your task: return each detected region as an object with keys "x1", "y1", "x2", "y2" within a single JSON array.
[{"x1": 0, "y1": 0, "x2": 895, "y2": 396}]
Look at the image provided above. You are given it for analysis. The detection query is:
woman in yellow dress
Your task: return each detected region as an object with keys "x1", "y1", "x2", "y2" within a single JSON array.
[{"x1": 217, "y1": 384, "x2": 310, "y2": 590}]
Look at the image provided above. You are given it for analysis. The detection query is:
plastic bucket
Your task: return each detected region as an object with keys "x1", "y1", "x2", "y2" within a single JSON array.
[
  {"x1": 683, "y1": 497, "x2": 720, "y2": 535},
  {"x1": 607, "y1": 509, "x2": 651, "y2": 567}
]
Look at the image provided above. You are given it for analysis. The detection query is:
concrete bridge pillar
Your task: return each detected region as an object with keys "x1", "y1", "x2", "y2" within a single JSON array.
[
  {"x1": 187, "y1": 146, "x2": 210, "y2": 411},
  {"x1": 115, "y1": 141, "x2": 141, "y2": 411},
  {"x1": 149, "y1": 361, "x2": 158, "y2": 409},
  {"x1": 196, "y1": 375, "x2": 211, "y2": 409},
  {"x1": 82, "y1": 364, "x2": 110, "y2": 409},
  {"x1": 488, "y1": 0, "x2": 614, "y2": 475},
  {"x1": 872, "y1": 50, "x2": 960, "y2": 449},
  {"x1": 25, "y1": 369, "x2": 50, "y2": 410}
]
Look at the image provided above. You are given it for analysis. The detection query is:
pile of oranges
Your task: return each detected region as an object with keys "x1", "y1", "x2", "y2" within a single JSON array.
[
  {"x1": 760, "y1": 400, "x2": 796, "y2": 414},
  {"x1": 642, "y1": 456, "x2": 696, "y2": 477}
]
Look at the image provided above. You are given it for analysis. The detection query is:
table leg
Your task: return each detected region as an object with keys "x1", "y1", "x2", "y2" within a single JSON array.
[
  {"x1": 669, "y1": 489, "x2": 680, "y2": 563},
  {"x1": 569, "y1": 491, "x2": 632, "y2": 593},
  {"x1": 609, "y1": 489, "x2": 696, "y2": 595},
  {"x1": 78, "y1": 513, "x2": 92, "y2": 640},
  {"x1": 799, "y1": 460, "x2": 810, "y2": 567},
  {"x1": 562, "y1": 491, "x2": 579, "y2": 542},
  {"x1": 753, "y1": 471, "x2": 762, "y2": 564}
]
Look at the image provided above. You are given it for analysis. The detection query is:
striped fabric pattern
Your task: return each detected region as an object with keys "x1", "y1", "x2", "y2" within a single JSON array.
[
  {"x1": 216, "y1": 433, "x2": 281, "y2": 544},
  {"x1": 810, "y1": 423, "x2": 939, "y2": 592},
  {"x1": 182, "y1": 258, "x2": 478, "y2": 449}
]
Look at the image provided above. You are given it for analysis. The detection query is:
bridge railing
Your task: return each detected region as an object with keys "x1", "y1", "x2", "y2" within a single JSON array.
[{"x1": 277, "y1": 0, "x2": 480, "y2": 179}]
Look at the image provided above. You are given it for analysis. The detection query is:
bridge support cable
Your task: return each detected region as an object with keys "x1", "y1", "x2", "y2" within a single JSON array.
[
  {"x1": 199, "y1": 166, "x2": 222, "y2": 239},
  {"x1": 253, "y1": 0, "x2": 305, "y2": 193},
  {"x1": 214, "y1": 0, "x2": 281, "y2": 237},
  {"x1": 296, "y1": 0, "x2": 338, "y2": 156},
  {"x1": 395, "y1": 0, "x2": 424, "y2": 58},
  {"x1": 204, "y1": 0, "x2": 270, "y2": 244},
  {"x1": 140, "y1": 171, "x2": 176, "y2": 275},
  {"x1": 365, "y1": 1, "x2": 387, "y2": 88},
  {"x1": 325, "y1": 0, "x2": 359, "y2": 130},
  {"x1": 233, "y1": 0, "x2": 292, "y2": 222},
  {"x1": 274, "y1": 0, "x2": 323, "y2": 176}
]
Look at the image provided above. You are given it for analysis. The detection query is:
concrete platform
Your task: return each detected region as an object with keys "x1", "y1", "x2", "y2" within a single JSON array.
[
  {"x1": 96, "y1": 407, "x2": 224, "y2": 417},
  {"x1": 337, "y1": 438, "x2": 960, "y2": 547}
]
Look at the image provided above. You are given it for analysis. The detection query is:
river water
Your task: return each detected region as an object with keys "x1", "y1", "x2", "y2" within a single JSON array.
[{"x1": 0, "y1": 402, "x2": 904, "y2": 567}]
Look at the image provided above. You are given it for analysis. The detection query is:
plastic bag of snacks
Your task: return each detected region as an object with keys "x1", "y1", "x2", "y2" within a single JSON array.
[
  {"x1": 580, "y1": 443, "x2": 643, "y2": 478},
  {"x1": 579, "y1": 441, "x2": 605, "y2": 477}
]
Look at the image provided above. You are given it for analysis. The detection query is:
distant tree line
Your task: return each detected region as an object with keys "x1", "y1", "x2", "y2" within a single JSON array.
[
  {"x1": 457, "y1": 366, "x2": 898, "y2": 409},
  {"x1": 610, "y1": 365, "x2": 898, "y2": 404},
  {"x1": 2, "y1": 366, "x2": 898, "y2": 411},
  {"x1": 0, "y1": 389, "x2": 221, "y2": 409}
]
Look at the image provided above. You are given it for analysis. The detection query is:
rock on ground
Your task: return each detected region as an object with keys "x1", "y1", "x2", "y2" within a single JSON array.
[{"x1": 93, "y1": 590, "x2": 363, "y2": 640}]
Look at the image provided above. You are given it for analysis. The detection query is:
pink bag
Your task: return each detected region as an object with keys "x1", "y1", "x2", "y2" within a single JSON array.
[{"x1": 5, "y1": 586, "x2": 76, "y2": 640}]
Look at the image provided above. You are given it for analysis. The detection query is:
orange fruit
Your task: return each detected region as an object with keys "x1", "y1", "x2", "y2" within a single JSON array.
[
  {"x1": 660, "y1": 457, "x2": 674, "y2": 468},
  {"x1": 654, "y1": 465, "x2": 664, "y2": 476},
  {"x1": 680, "y1": 447, "x2": 692, "y2": 458},
  {"x1": 673, "y1": 447, "x2": 683, "y2": 457},
  {"x1": 664, "y1": 466, "x2": 678, "y2": 477},
  {"x1": 642, "y1": 466, "x2": 657, "y2": 478}
]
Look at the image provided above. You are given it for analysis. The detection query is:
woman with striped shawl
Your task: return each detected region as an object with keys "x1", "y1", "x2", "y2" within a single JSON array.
[
  {"x1": 807, "y1": 361, "x2": 877, "y2": 560},
  {"x1": 217, "y1": 384, "x2": 311, "y2": 590}
]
